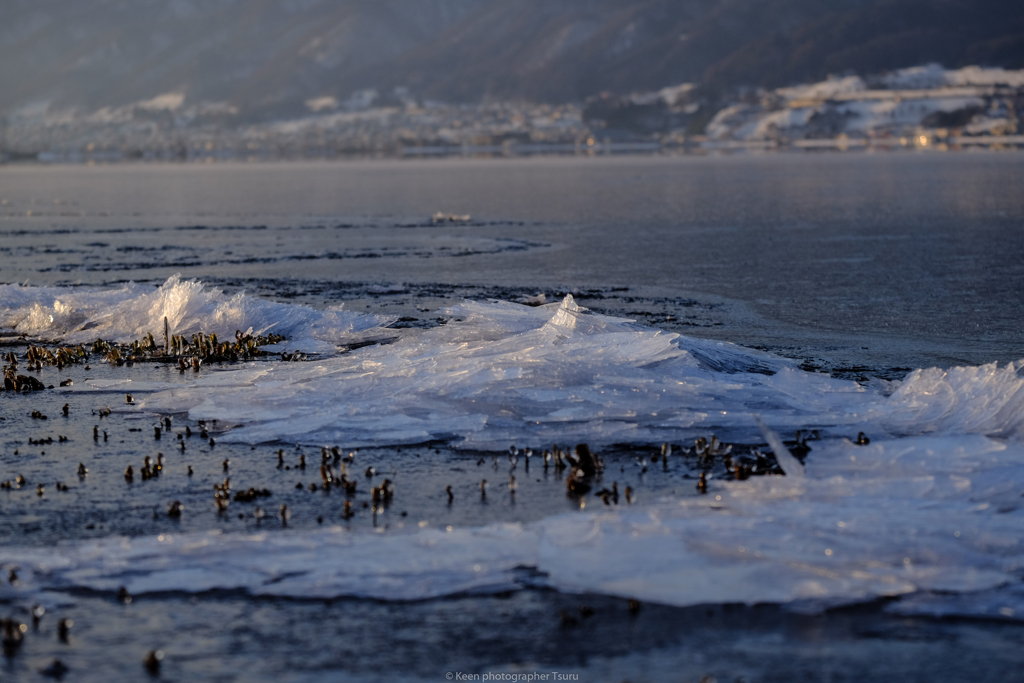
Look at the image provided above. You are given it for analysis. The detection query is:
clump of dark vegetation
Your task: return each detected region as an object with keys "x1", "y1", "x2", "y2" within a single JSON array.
[
  {"x1": 3, "y1": 349, "x2": 62, "y2": 392},
  {"x1": 92, "y1": 325, "x2": 286, "y2": 367},
  {"x1": 4, "y1": 326, "x2": 289, "y2": 390},
  {"x1": 233, "y1": 487, "x2": 273, "y2": 503}
]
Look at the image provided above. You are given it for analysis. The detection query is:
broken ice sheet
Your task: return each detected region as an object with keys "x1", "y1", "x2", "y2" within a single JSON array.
[
  {"x1": 5, "y1": 278, "x2": 1023, "y2": 447},
  {"x1": 0, "y1": 274, "x2": 394, "y2": 346},
  {"x1": 134, "y1": 294, "x2": 880, "y2": 448},
  {"x1": 3, "y1": 279, "x2": 1024, "y2": 615},
  {"x1": 130, "y1": 293, "x2": 1024, "y2": 449}
]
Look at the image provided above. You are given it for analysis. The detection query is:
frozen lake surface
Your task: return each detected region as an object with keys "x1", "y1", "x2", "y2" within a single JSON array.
[{"x1": 1, "y1": 153, "x2": 1023, "y2": 681}]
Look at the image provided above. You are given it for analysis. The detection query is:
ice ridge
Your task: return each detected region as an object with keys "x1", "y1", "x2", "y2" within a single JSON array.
[{"x1": 132, "y1": 294, "x2": 1024, "y2": 448}]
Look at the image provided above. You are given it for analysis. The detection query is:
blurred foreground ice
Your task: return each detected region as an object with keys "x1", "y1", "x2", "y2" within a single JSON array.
[{"x1": 2, "y1": 434, "x2": 1022, "y2": 619}]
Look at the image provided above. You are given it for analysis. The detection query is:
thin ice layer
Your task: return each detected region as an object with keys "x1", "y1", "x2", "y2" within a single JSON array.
[
  {"x1": 2, "y1": 436, "x2": 1021, "y2": 617},
  {"x1": 542, "y1": 435, "x2": 1024, "y2": 608},
  {"x1": 0, "y1": 524, "x2": 536, "y2": 602},
  {"x1": 0, "y1": 274, "x2": 393, "y2": 347}
]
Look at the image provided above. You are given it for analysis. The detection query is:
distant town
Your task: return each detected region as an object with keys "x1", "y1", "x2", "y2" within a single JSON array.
[{"x1": 2, "y1": 64, "x2": 1022, "y2": 164}]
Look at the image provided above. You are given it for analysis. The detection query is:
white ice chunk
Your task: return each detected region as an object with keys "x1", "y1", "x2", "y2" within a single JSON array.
[
  {"x1": 754, "y1": 414, "x2": 805, "y2": 478},
  {"x1": 0, "y1": 274, "x2": 394, "y2": 347}
]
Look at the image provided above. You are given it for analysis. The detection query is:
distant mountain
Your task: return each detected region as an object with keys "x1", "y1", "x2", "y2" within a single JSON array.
[
  {"x1": 0, "y1": 0, "x2": 486, "y2": 120},
  {"x1": 1, "y1": 0, "x2": 1021, "y2": 119}
]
